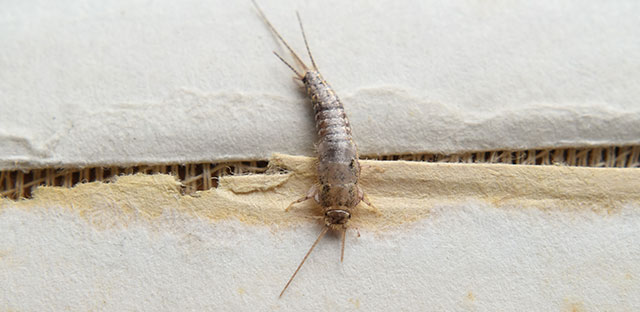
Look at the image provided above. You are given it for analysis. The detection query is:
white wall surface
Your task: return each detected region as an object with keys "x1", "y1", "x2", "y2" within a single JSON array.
[{"x1": 2, "y1": 0, "x2": 639, "y2": 169}]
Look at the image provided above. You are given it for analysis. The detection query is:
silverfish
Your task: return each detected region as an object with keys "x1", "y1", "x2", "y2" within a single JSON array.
[{"x1": 252, "y1": 1, "x2": 379, "y2": 297}]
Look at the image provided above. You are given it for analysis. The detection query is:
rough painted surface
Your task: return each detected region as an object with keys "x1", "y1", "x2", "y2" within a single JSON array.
[{"x1": 1, "y1": 155, "x2": 640, "y2": 310}]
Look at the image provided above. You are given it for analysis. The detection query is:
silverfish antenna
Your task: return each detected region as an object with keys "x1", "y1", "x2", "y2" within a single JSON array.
[
  {"x1": 296, "y1": 11, "x2": 318, "y2": 71},
  {"x1": 251, "y1": 0, "x2": 309, "y2": 77},
  {"x1": 272, "y1": 51, "x2": 304, "y2": 78},
  {"x1": 279, "y1": 226, "x2": 330, "y2": 298}
]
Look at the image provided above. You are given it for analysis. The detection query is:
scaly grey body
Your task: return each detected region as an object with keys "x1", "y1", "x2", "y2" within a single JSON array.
[
  {"x1": 304, "y1": 71, "x2": 363, "y2": 227},
  {"x1": 252, "y1": 1, "x2": 378, "y2": 298}
]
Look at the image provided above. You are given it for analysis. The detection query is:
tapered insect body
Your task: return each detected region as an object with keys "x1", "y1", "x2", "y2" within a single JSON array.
[{"x1": 252, "y1": 1, "x2": 378, "y2": 298}]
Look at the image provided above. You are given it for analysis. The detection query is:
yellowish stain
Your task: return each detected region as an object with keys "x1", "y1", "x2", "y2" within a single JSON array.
[
  {"x1": 237, "y1": 288, "x2": 246, "y2": 295},
  {"x1": 466, "y1": 291, "x2": 475, "y2": 302},
  {"x1": 1, "y1": 154, "x2": 639, "y2": 230},
  {"x1": 570, "y1": 304, "x2": 583, "y2": 312},
  {"x1": 563, "y1": 298, "x2": 585, "y2": 312},
  {"x1": 348, "y1": 297, "x2": 361, "y2": 309},
  {"x1": 0, "y1": 249, "x2": 11, "y2": 266},
  {"x1": 569, "y1": 302, "x2": 584, "y2": 312}
]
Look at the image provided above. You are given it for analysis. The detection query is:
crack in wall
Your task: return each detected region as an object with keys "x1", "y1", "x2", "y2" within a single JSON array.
[{"x1": 1, "y1": 145, "x2": 639, "y2": 200}]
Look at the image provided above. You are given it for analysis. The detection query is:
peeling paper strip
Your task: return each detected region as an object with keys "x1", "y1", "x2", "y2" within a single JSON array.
[{"x1": 2, "y1": 154, "x2": 638, "y2": 230}]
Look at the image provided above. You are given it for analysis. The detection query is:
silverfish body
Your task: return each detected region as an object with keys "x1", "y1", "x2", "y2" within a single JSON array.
[{"x1": 252, "y1": 2, "x2": 378, "y2": 297}]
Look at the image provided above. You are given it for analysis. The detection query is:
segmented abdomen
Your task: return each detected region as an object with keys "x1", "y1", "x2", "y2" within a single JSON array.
[{"x1": 303, "y1": 71, "x2": 360, "y2": 208}]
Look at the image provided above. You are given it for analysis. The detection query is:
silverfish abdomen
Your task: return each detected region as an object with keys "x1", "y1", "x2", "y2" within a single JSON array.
[{"x1": 303, "y1": 71, "x2": 360, "y2": 209}]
